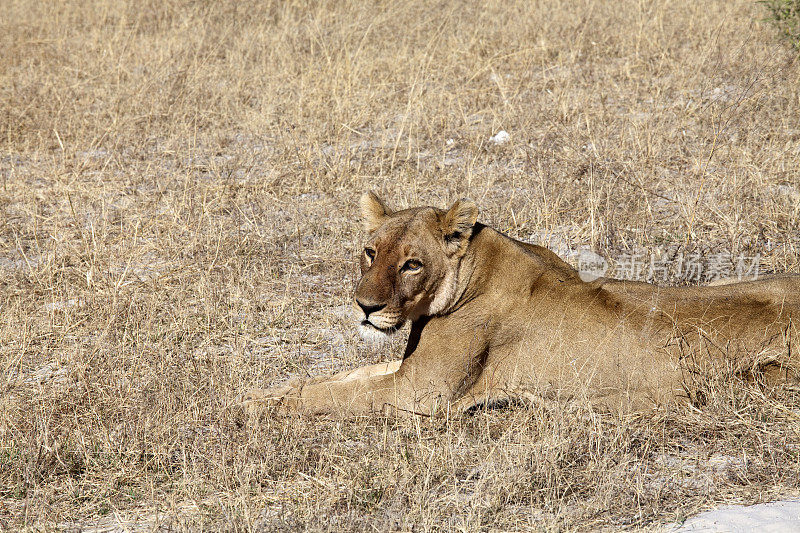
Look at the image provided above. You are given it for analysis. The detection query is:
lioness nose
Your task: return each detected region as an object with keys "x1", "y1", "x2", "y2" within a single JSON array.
[{"x1": 356, "y1": 300, "x2": 386, "y2": 318}]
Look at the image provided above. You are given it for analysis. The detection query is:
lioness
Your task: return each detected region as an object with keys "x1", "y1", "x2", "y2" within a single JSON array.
[{"x1": 245, "y1": 193, "x2": 799, "y2": 416}]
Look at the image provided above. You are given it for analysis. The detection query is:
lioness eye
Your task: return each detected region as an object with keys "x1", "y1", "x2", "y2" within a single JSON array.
[
  {"x1": 364, "y1": 248, "x2": 376, "y2": 262},
  {"x1": 402, "y1": 259, "x2": 422, "y2": 272}
]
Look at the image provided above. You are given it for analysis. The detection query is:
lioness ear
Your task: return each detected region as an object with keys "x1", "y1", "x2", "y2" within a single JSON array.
[
  {"x1": 360, "y1": 191, "x2": 392, "y2": 232},
  {"x1": 442, "y1": 198, "x2": 478, "y2": 253}
]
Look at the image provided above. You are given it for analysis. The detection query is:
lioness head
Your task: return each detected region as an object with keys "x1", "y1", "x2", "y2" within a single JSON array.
[{"x1": 354, "y1": 192, "x2": 479, "y2": 342}]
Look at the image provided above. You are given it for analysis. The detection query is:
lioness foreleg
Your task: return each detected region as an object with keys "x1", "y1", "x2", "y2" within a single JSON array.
[
  {"x1": 242, "y1": 360, "x2": 403, "y2": 415},
  {"x1": 244, "y1": 317, "x2": 489, "y2": 417},
  {"x1": 243, "y1": 357, "x2": 470, "y2": 417}
]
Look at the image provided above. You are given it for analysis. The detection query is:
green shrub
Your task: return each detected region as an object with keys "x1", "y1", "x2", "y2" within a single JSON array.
[{"x1": 761, "y1": 0, "x2": 800, "y2": 49}]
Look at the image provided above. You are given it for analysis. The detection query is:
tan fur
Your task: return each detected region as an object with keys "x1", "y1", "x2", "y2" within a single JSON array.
[{"x1": 244, "y1": 194, "x2": 800, "y2": 417}]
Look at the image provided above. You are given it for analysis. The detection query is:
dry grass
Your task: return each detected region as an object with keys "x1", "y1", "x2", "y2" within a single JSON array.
[{"x1": 2, "y1": 0, "x2": 800, "y2": 530}]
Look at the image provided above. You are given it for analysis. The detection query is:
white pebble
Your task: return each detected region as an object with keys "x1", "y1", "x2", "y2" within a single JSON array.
[{"x1": 489, "y1": 130, "x2": 510, "y2": 145}]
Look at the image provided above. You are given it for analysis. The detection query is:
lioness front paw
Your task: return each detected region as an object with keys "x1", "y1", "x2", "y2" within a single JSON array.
[{"x1": 241, "y1": 378, "x2": 305, "y2": 417}]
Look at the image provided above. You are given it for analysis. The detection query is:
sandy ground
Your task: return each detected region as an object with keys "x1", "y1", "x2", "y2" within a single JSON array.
[{"x1": 669, "y1": 499, "x2": 800, "y2": 532}]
